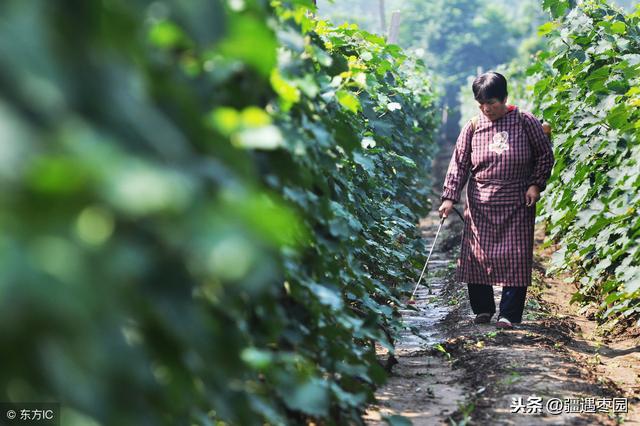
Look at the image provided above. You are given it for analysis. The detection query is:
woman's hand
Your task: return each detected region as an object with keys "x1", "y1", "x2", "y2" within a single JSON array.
[
  {"x1": 525, "y1": 185, "x2": 541, "y2": 207},
  {"x1": 438, "y1": 199, "x2": 454, "y2": 218}
]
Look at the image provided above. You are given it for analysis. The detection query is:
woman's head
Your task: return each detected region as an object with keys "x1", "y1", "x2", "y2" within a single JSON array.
[
  {"x1": 472, "y1": 72, "x2": 508, "y2": 102},
  {"x1": 472, "y1": 72, "x2": 509, "y2": 120}
]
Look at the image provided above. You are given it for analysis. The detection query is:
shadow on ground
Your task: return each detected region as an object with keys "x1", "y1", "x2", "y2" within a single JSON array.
[{"x1": 365, "y1": 211, "x2": 639, "y2": 425}]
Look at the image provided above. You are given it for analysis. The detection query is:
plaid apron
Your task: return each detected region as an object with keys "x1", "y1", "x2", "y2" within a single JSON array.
[{"x1": 441, "y1": 107, "x2": 554, "y2": 286}]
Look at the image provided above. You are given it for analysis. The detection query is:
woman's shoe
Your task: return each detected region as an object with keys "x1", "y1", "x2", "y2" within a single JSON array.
[
  {"x1": 496, "y1": 317, "x2": 513, "y2": 329},
  {"x1": 474, "y1": 313, "x2": 492, "y2": 324}
]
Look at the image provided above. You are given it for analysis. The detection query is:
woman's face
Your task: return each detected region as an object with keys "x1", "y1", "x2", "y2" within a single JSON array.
[{"x1": 477, "y1": 97, "x2": 507, "y2": 121}]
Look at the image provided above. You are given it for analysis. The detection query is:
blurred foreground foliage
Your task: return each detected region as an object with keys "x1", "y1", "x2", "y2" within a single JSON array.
[
  {"x1": 532, "y1": 0, "x2": 640, "y2": 330},
  {"x1": 0, "y1": 0, "x2": 437, "y2": 424}
]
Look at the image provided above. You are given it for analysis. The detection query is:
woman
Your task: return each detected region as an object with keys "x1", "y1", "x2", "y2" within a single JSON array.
[{"x1": 439, "y1": 72, "x2": 554, "y2": 329}]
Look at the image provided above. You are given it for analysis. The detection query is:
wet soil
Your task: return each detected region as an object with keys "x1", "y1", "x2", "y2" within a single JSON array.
[
  {"x1": 365, "y1": 212, "x2": 640, "y2": 425},
  {"x1": 364, "y1": 213, "x2": 469, "y2": 425}
]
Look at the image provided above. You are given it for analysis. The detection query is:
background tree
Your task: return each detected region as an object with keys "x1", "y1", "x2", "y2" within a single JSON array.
[
  {"x1": 316, "y1": 0, "x2": 404, "y2": 35},
  {"x1": 318, "y1": 0, "x2": 547, "y2": 142},
  {"x1": 398, "y1": 0, "x2": 537, "y2": 141}
]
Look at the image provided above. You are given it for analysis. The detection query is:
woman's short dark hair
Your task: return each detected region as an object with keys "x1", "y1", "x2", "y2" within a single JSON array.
[{"x1": 472, "y1": 72, "x2": 508, "y2": 102}]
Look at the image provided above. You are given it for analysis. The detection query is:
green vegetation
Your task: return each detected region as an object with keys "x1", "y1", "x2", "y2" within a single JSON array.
[
  {"x1": 1, "y1": 0, "x2": 639, "y2": 423},
  {"x1": 531, "y1": 0, "x2": 640, "y2": 328},
  {"x1": 398, "y1": 0, "x2": 543, "y2": 140},
  {"x1": 0, "y1": 0, "x2": 438, "y2": 424},
  {"x1": 318, "y1": 0, "x2": 544, "y2": 142},
  {"x1": 399, "y1": 0, "x2": 519, "y2": 88}
]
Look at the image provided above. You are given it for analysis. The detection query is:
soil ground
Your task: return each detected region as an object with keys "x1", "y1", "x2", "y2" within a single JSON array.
[
  {"x1": 364, "y1": 139, "x2": 640, "y2": 425},
  {"x1": 365, "y1": 213, "x2": 640, "y2": 425}
]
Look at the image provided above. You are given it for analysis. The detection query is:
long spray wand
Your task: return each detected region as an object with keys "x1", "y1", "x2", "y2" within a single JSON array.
[{"x1": 407, "y1": 216, "x2": 445, "y2": 304}]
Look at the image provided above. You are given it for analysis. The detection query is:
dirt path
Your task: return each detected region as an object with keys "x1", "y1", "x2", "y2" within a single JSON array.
[
  {"x1": 363, "y1": 213, "x2": 469, "y2": 425},
  {"x1": 365, "y1": 211, "x2": 640, "y2": 425}
]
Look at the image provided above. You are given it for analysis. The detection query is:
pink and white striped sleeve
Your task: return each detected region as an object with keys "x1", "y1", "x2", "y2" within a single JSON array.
[{"x1": 441, "y1": 121, "x2": 474, "y2": 203}]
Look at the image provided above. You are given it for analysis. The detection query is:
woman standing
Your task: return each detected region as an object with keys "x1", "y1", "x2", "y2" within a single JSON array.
[{"x1": 438, "y1": 72, "x2": 554, "y2": 329}]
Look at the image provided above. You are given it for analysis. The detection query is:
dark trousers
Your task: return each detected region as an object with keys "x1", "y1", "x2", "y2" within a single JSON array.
[{"x1": 467, "y1": 283, "x2": 527, "y2": 323}]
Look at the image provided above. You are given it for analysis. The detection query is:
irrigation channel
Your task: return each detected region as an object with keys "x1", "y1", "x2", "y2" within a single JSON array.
[
  {"x1": 363, "y1": 146, "x2": 640, "y2": 425},
  {"x1": 364, "y1": 210, "x2": 470, "y2": 424}
]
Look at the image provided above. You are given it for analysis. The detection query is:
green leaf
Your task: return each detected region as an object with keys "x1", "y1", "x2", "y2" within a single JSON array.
[
  {"x1": 148, "y1": 21, "x2": 187, "y2": 48},
  {"x1": 283, "y1": 379, "x2": 330, "y2": 416},
  {"x1": 27, "y1": 156, "x2": 90, "y2": 195},
  {"x1": 542, "y1": 0, "x2": 570, "y2": 18},
  {"x1": 336, "y1": 90, "x2": 361, "y2": 113},
  {"x1": 330, "y1": 382, "x2": 367, "y2": 408},
  {"x1": 306, "y1": 282, "x2": 344, "y2": 310},
  {"x1": 353, "y1": 151, "x2": 375, "y2": 173},
  {"x1": 209, "y1": 107, "x2": 240, "y2": 135},
  {"x1": 241, "y1": 347, "x2": 273, "y2": 370},
  {"x1": 610, "y1": 21, "x2": 626, "y2": 35},
  {"x1": 241, "y1": 107, "x2": 272, "y2": 127},
  {"x1": 606, "y1": 104, "x2": 629, "y2": 129},
  {"x1": 538, "y1": 22, "x2": 559, "y2": 37},
  {"x1": 388, "y1": 152, "x2": 417, "y2": 168},
  {"x1": 271, "y1": 69, "x2": 301, "y2": 109},
  {"x1": 218, "y1": 14, "x2": 277, "y2": 77},
  {"x1": 585, "y1": 66, "x2": 610, "y2": 91},
  {"x1": 605, "y1": 292, "x2": 623, "y2": 304}
]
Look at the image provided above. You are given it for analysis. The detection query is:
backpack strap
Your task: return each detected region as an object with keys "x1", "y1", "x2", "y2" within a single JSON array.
[
  {"x1": 519, "y1": 108, "x2": 552, "y2": 136},
  {"x1": 517, "y1": 109, "x2": 527, "y2": 133},
  {"x1": 470, "y1": 115, "x2": 479, "y2": 133}
]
